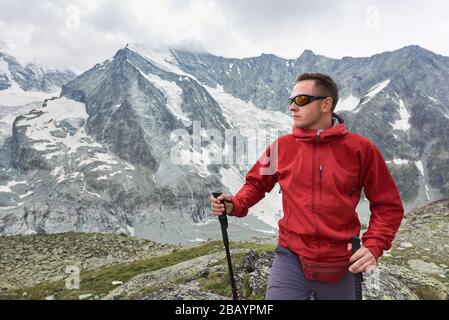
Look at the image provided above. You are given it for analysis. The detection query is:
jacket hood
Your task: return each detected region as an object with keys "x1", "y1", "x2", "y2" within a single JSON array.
[{"x1": 291, "y1": 113, "x2": 348, "y2": 144}]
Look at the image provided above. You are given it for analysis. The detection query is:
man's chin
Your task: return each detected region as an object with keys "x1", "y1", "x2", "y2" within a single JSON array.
[{"x1": 293, "y1": 119, "x2": 307, "y2": 129}]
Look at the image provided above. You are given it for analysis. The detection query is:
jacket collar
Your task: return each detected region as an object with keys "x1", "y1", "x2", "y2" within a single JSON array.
[{"x1": 291, "y1": 113, "x2": 348, "y2": 144}]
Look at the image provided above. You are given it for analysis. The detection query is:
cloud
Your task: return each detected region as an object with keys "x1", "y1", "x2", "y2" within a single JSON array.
[{"x1": 0, "y1": 0, "x2": 449, "y2": 73}]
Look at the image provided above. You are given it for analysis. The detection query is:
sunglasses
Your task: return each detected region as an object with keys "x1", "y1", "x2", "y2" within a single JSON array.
[{"x1": 288, "y1": 94, "x2": 329, "y2": 107}]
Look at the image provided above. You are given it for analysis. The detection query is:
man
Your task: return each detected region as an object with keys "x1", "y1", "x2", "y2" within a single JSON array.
[{"x1": 210, "y1": 72, "x2": 404, "y2": 300}]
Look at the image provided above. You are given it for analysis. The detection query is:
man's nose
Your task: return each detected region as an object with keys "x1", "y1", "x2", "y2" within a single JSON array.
[{"x1": 289, "y1": 103, "x2": 299, "y2": 112}]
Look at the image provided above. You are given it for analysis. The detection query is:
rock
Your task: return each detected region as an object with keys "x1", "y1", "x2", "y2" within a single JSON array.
[
  {"x1": 112, "y1": 281, "x2": 123, "y2": 286},
  {"x1": 363, "y1": 265, "x2": 418, "y2": 300},
  {"x1": 407, "y1": 259, "x2": 445, "y2": 275},
  {"x1": 400, "y1": 242, "x2": 413, "y2": 248},
  {"x1": 386, "y1": 264, "x2": 448, "y2": 299},
  {"x1": 45, "y1": 295, "x2": 55, "y2": 300},
  {"x1": 242, "y1": 250, "x2": 257, "y2": 272},
  {"x1": 141, "y1": 281, "x2": 228, "y2": 300},
  {"x1": 103, "y1": 252, "x2": 227, "y2": 300},
  {"x1": 236, "y1": 250, "x2": 274, "y2": 297},
  {"x1": 198, "y1": 269, "x2": 209, "y2": 279},
  {"x1": 79, "y1": 294, "x2": 93, "y2": 300}
]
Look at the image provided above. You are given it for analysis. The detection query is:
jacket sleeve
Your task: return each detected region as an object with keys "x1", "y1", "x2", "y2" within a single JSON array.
[
  {"x1": 360, "y1": 140, "x2": 405, "y2": 260},
  {"x1": 229, "y1": 140, "x2": 279, "y2": 218}
]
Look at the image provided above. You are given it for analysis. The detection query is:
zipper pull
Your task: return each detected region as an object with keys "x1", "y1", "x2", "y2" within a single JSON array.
[
  {"x1": 319, "y1": 164, "x2": 323, "y2": 200},
  {"x1": 279, "y1": 186, "x2": 282, "y2": 194},
  {"x1": 315, "y1": 131, "x2": 321, "y2": 142}
]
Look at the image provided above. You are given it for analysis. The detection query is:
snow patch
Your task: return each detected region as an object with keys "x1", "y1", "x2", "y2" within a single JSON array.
[
  {"x1": 427, "y1": 95, "x2": 449, "y2": 119},
  {"x1": 424, "y1": 184, "x2": 431, "y2": 200},
  {"x1": 0, "y1": 82, "x2": 57, "y2": 106},
  {"x1": 17, "y1": 97, "x2": 103, "y2": 155},
  {"x1": 220, "y1": 166, "x2": 244, "y2": 194},
  {"x1": 0, "y1": 203, "x2": 24, "y2": 210},
  {"x1": 109, "y1": 171, "x2": 122, "y2": 177},
  {"x1": 392, "y1": 99, "x2": 411, "y2": 131},
  {"x1": 391, "y1": 158, "x2": 409, "y2": 165},
  {"x1": 204, "y1": 84, "x2": 291, "y2": 132},
  {"x1": 427, "y1": 96, "x2": 440, "y2": 104},
  {"x1": 78, "y1": 153, "x2": 119, "y2": 167},
  {"x1": 18, "y1": 190, "x2": 34, "y2": 199},
  {"x1": 189, "y1": 238, "x2": 206, "y2": 242},
  {"x1": 415, "y1": 160, "x2": 424, "y2": 176},
  {"x1": 143, "y1": 73, "x2": 189, "y2": 123},
  {"x1": 220, "y1": 162, "x2": 282, "y2": 229},
  {"x1": 0, "y1": 180, "x2": 28, "y2": 193},
  {"x1": 361, "y1": 79, "x2": 390, "y2": 105},
  {"x1": 251, "y1": 228, "x2": 276, "y2": 235},
  {"x1": 90, "y1": 164, "x2": 112, "y2": 172},
  {"x1": 336, "y1": 95, "x2": 360, "y2": 112},
  {"x1": 126, "y1": 225, "x2": 135, "y2": 237}
]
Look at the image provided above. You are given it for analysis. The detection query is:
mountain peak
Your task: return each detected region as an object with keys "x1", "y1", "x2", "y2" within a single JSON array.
[
  {"x1": 299, "y1": 49, "x2": 316, "y2": 57},
  {"x1": 390, "y1": 44, "x2": 437, "y2": 58},
  {"x1": 127, "y1": 42, "x2": 171, "y2": 55},
  {"x1": 122, "y1": 42, "x2": 187, "y2": 75},
  {"x1": 259, "y1": 53, "x2": 276, "y2": 58},
  {"x1": 294, "y1": 49, "x2": 320, "y2": 65},
  {"x1": 400, "y1": 44, "x2": 424, "y2": 52},
  {"x1": 400, "y1": 45, "x2": 431, "y2": 54}
]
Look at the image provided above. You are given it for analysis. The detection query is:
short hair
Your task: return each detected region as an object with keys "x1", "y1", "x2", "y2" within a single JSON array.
[{"x1": 295, "y1": 72, "x2": 339, "y2": 111}]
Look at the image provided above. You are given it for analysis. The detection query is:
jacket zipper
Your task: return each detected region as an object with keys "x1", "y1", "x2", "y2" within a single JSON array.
[
  {"x1": 319, "y1": 164, "x2": 323, "y2": 201},
  {"x1": 312, "y1": 131, "x2": 321, "y2": 260},
  {"x1": 305, "y1": 262, "x2": 350, "y2": 268}
]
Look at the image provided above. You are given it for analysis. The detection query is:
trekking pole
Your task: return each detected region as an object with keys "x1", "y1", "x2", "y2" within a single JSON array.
[
  {"x1": 212, "y1": 191, "x2": 239, "y2": 300},
  {"x1": 350, "y1": 236, "x2": 363, "y2": 300}
]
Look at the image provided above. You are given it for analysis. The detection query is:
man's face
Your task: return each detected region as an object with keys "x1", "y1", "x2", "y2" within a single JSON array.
[{"x1": 289, "y1": 80, "x2": 332, "y2": 129}]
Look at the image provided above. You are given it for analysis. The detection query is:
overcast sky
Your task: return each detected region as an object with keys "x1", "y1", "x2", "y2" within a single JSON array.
[{"x1": 1, "y1": 0, "x2": 449, "y2": 73}]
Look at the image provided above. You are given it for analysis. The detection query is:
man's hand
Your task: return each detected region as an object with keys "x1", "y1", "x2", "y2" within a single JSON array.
[
  {"x1": 210, "y1": 194, "x2": 234, "y2": 216},
  {"x1": 347, "y1": 243, "x2": 377, "y2": 273}
]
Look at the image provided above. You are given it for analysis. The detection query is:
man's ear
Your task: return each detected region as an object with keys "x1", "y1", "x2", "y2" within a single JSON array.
[{"x1": 321, "y1": 97, "x2": 333, "y2": 113}]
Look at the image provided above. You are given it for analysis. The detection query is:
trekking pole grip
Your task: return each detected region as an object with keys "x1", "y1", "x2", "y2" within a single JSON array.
[{"x1": 212, "y1": 191, "x2": 228, "y2": 227}]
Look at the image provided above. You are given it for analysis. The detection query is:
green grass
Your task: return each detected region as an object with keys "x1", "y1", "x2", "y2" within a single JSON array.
[
  {"x1": 202, "y1": 272, "x2": 232, "y2": 297},
  {"x1": 1, "y1": 240, "x2": 275, "y2": 300}
]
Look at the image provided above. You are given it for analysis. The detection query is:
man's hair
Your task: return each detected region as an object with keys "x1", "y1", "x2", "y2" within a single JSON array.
[{"x1": 295, "y1": 72, "x2": 339, "y2": 111}]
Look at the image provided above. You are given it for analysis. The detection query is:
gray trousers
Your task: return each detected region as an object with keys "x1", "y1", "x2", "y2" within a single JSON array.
[{"x1": 265, "y1": 244, "x2": 355, "y2": 300}]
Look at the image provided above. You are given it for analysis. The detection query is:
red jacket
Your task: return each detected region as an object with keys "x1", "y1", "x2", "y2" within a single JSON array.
[{"x1": 229, "y1": 113, "x2": 404, "y2": 263}]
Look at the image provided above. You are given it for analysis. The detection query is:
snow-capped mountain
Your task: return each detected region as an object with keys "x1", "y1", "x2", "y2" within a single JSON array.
[
  {"x1": 0, "y1": 51, "x2": 75, "y2": 93},
  {"x1": 0, "y1": 44, "x2": 281, "y2": 243},
  {"x1": 1, "y1": 43, "x2": 448, "y2": 244},
  {"x1": 0, "y1": 51, "x2": 76, "y2": 145},
  {"x1": 172, "y1": 45, "x2": 449, "y2": 207}
]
